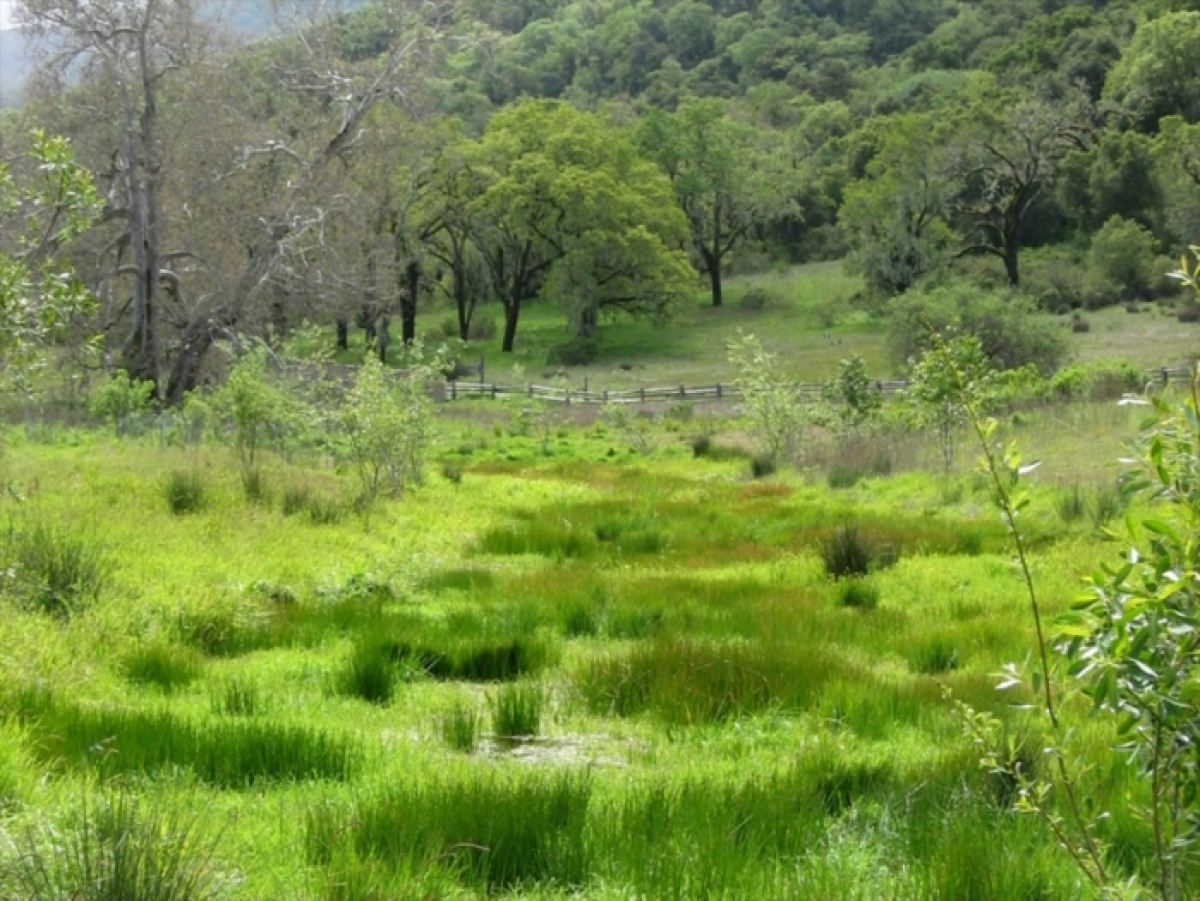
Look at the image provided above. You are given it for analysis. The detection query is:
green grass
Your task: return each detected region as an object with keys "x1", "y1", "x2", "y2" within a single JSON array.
[
  {"x1": 8, "y1": 690, "x2": 359, "y2": 787},
  {"x1": 0, "y1": 387, "x2": 1170, "y2": 899},
  {"x1": 2, "y1": 519, "x2": 110, "y2": 618}
]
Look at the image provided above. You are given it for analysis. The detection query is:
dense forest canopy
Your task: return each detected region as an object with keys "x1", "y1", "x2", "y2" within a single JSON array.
[{"x1": 2, "y1": 0, "x2": 1199, "y2": 395}]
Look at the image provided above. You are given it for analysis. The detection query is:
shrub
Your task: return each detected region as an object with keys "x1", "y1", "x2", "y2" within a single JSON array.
[
  {"x1": 827, "y1": 464, "x2": 864, "y2": 489},
  {"x1": 2, "y1": 521, "x2": 110, "y2": 618},
  {"x1": 821, "y1": 525, "x2": 875, "y2": 580},
  {"x1": 1177, "y1": 302, "x2": 1200, "y2": 323},
  {"x1": 121, "y1": 643, "x2": 203, "y2": 692},
  {"x1": 888, "y1": 284, "x2": 1067, "y2": 374},
  {"x1": 737, "y1": 288, "x2": 775, "y2": 311},
  {"x1": 488, "y1": 681, "x2": 544, "y2": 741},
  {"x1": 440, "y1": 460, "x2": 464, "y2": 485},
  {"x1": 545, "y1": 337, "x2": 599, "y2": 366},
  {"x1": 7, "y1": 789, "x2": 225, "y2": 901},
  {"x1": 727, "y1": 332, "x2": 807, "y2": 465},
  {"x1": 89, "y1": 370, "x2": 155, "y2": 436},
  {"x1": 837, "y1": 579, "x2": 879, "y2": 609},
  {"x1": 1049, "y1": 360, "x2": 1144, "y2": 401},
  {"x1": 750, "y1": 453, "x2": 777, "y2": 478},
  {"x1": 164, "y1": 469, "x2": 207, "y2": 515},
  {"x1": 1088, "y1": 215, "x2": 1159, "y2": 299},
  {"x1": 1071, "y1": 313, "x2": 1090, "y2": 333},
  {"x1": 691, "y1": 433, "x2": 713, "y2": 457},
  {"x1": 439, "y1": 701, "x2": 482, "y2": 752}
]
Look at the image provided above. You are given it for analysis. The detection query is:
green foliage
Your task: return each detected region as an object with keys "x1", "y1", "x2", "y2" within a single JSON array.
[
  {"x1": 824, "y1": 354, "x2": 882, "y2": 436},
  {"x1": 336, "y1": 347, "x2": 437, "y2": 517},
  {"x1": 335, "y1": 638, "x2": 398, "y2": 705},
  {"x1": 1104, "y1": 12, "x2": 1200, "y2": 128},
  {"x1": 210, "y1": 344, "x2": 295, "y2": 487},
  {"x1": 1088, "y1": 215, "x2": 1160, "y2": 299},
  {"x1": 488, "y1": 681, "x2": 544, "y2": 740},
  {"x1": 163, "y1": 469, "x2": 208, "y2": 515},
  {"x1": 6, "y1": 789, "x2": 225, "y2": 901},
  {"x1": 89, "y1": 370, "x2": 155, "y2": 436},
  {"x1": 888, "y1": 284, "x2": 1068, "y2": 375},
  {"x1": 0, "y1": 131, "x2": 101, "y2": 384},
  {"x1": 726, "y1": 332, "x2": 807, "y2": 465},
  {"x1": 903, "y1": 334, "x2": 995, "y2": 471},
  {"x1": 2, "y1": 519, "x2": 110, "y2": 619}
]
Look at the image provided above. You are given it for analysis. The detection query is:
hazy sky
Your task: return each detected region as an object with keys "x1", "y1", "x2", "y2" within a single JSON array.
[{"x1": 0, "y1": 1, "x2": 14, "y2": 30}]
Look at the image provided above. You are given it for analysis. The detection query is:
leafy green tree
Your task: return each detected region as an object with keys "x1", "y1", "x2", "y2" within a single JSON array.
[
  {"x1": 210, "y1": 345, "x2": 295, "y2": 489},
  {"x1": 0, "y1": 131, "x2": 100, "y2": 385},
  {"x1": 1088, "y1": 215, "x2": 1160, "y2": 299},
  {"x1": 337, "y1": 345, "x2": 440, "y2": 520},
  {"x1": 953, "y1": 93, "x2": 1095, "y2": 287},
  {"x1": 903, "y1": 333, "x2": 993, "y2": 471},
  {"x1": 1057, "y1": 129, "x2": 1163, "y2": 234},
  {"x1": 726, "y1": 331, "x2": 807, "y2": 466},
  {"x1": 470, "y1": 101, "x2": 693, "y2": 351},
  {"x1": 839, "y1": 114, "x2": 955, "y2": 296},
  {"x1": 1104, "y1": 11, "x2": 1200, "y2": 129},
  {"x1": 823, "y1": 354, "x2": 881, "y2": 437},
  {"x1": 1155, "y1": 116, "x2": 1200, "y2": 246},
  {"x1": 638, "y1": 100, "x2": 792, "y2": 308}
]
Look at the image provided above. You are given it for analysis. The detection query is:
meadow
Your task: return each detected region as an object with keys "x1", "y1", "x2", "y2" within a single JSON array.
[
  {"x1": 0, "y1": 383, "x2": 1172, "y2": 900},
  {"x1": 1, "y1": 262, "x2": 1197, "y2": 900}
]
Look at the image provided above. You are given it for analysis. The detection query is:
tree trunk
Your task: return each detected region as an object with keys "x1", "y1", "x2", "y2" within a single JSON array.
[
  {"x1": 378, "y1": 313, "x2": 391, "y2": 363},
  {"x1": 502, "y1": 300, "x2": 520, "y2": 353},
  {"x1": 575, "y1": 304, "x2": 598, "y2": 338},
  {"x1": 704, "y1": 250, "x2": 723, "y2": 308},
  {"x1": 1003, "y1": 244, "x2": 1020, "y2": 287},
  {"x1": 165, "y1": 309, "x2": 233, "y2": 406},
  {"x1": 401, "y1": 260, "x2": 419, "y2": 346},
  {"x1": 336, "y1": 317, "x2": 349, "y2": 350}
]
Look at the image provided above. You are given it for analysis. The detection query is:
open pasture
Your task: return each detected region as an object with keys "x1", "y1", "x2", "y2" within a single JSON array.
[{"x1": 0, "y1": 400, "x2": 1168, "y2": 900}]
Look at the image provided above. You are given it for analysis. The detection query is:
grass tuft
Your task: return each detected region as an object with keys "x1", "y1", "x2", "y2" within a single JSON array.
[
  {"x1": 488, "y1": 681, "x2": 544, "y2": 741},
  {"x1": 439, "y1": 700, "x2": 482, "y2": 752},
  {"x1": 307, "y1": 769, "x2": 591, "y2": 890},
  {"x1": 7, "y1": 788, "x2": 225, "y2": 901},
  {"x1": 10, "y1": 690, "x2": 358, "y2": 787},
  {"x1": 163, "y1": 469, "x2": 207, "y2": 515},
  {"x1": 837, "y1": 578, "x2": 879, "y2": 609},
  {"x1": 2, "y1": 520, "x2": 110, "y2": 619},
  {"x1": 210, "y1": 676, "x2": 262, "y2": 717},
  {"x1": 820, "y1": 525, "x2": 875, "y2": 580},
  {"x1": 121, "y1": 643, "x2": 203, "y2": 693}
]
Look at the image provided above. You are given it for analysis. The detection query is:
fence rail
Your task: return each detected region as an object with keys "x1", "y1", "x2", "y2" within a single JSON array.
[
  {"x1": 442, "y1": 366, "x2": 1196, "y2": 405},
  {"x1": 275, "y1": 359, "x2": 1198, "y2": 406}
]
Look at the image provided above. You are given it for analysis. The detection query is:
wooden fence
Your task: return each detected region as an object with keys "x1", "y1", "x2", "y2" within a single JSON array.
[
  {"x1": 275, "y1": 359, "x2": 1196, "y2": 406},
  {"x1": 440, "y1": 365, "x2": 1196, "y2": 405}
]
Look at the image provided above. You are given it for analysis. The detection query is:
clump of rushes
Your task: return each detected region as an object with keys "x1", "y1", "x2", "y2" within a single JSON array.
[
  {"x1": 489, "y1": 682, "x2": 544, "y2": 741},
  {"x1": 821, "y1": 525, "x2": 874, "y2": 580},
  {"x1": 2, "y1": 520, "x2": 111, "y2": 619},
  {"x1": 439, "y1": 700, "x2": 482, "y2": 752},
  {"x1": 163, "y1": 469, "x2": 207, "y2": 515}
]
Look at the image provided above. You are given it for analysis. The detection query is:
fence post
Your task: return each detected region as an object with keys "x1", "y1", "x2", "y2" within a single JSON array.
[
  {"x1": 679, "y1": 385, "x2": 685, "y2": 398},
  {"x1": 1163, "y1": 368, "x2": 1169, "y2": 386},
  {"x1": 528, "y1": 383, "x2": 533, "y2": 397},
  {"x1": 451, "y1": 381, "x2": 457, "y2": 401},
  {"x1": 716, "y1": 383, "x2": 722, "y2": 399},
  {"x1": 603, "y1": 390, "x2": 608, "y2": 402},
  {"x1": 584, "y1": 376, "x2": 588, "y2": 393},
  {"x1": 491, "y1": 384, "x2": 497, "y2": 400},
  {"x1": 640, "y1": 387, "x2": 645, "y2": 403},
  {"x1": 480, "y1": 355, "x2": 485, "y2": 384},
  {"x1": 565, "y1": 389, "x2": 571, "y2": 406}
]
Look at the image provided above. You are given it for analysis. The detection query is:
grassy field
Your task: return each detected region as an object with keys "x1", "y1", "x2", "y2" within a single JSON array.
[
  {"x1": 316, "y1": 261, "x2": 1200, "y2": 390},
  {"x1": 0, "y1": 390, "x2": 1172, "y2": 899}
]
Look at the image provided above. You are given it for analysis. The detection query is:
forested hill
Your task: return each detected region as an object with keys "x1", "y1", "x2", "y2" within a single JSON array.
[{"x1": 3, "y1": 0, "x2": 1199, "y2": 398}]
